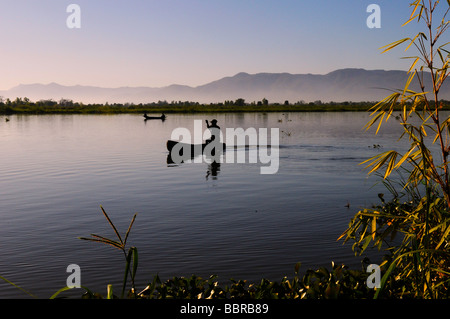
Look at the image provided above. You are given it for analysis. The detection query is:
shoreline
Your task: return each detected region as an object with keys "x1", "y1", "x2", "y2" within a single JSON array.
[{"x1": 2, "y1": 100, "x2": 450, "y2": 115}]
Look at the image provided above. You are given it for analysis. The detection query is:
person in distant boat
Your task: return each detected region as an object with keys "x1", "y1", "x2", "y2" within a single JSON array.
[
  {"x1": 161, "y1": 113, "x2": 166, "y2": 120},
  {"x1": 205, "y1": 119, "x2": 220, "y2": 144}
]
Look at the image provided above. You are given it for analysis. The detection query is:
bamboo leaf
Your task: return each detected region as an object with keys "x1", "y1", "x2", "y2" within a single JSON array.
[
  {"x1": 437, "y1": 48, "x2": 445, "y2": 64},
  {"x1": 365, "y1": 112, "x2": 385, "y2": 132},
  {"x1": 380, "y1": 38, "x2": 410, "y2": 54},
  {"x1": 362, "y1": 150, "x2": 399, "y2": 177},
  {"x1": 408, "y1": 1, "x2": 421, "y2": 20},
  {"x1": 375, "y1": 113, "x2": 386, "y2": 135},
  {"x1": 371, "y1": 216, "x2": 377, "y2": 240},
  {"x1": 402, "y1": 13, "x2": 421, "y2": 27},
  {"x1": 436, "y1": 223, "x2": 450, "y2": 249},
  {"x1": 361, "y1": 235, "x2": 373, "y2": 252},
  {"x1": 337, "y1": 228, "x2": 350, "y2": 242},
  {"x1": 439, "y1": 41, "x2": 450, "y2": 53},
  {"x1": 402, "y1": 72, "x2": 417, "y2": 100},
  {"x1": 408, "y1": 57, "x2": 420, "y2": 73},
  {"x1": 394, "y1": 145, "x2": 417, "y2": 169},
  {"x1": 386, "y1": 152, "x2": 398, "y2": 177},
  {"x1": 418, "y1": 32, "x2": 427, "y2": 41},
  {"x1": 405, "y1": 33, "x2": 420, "y2": 51}
]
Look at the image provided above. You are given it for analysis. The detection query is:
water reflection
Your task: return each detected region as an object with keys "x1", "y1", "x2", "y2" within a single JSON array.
[
  {"x1": 166, "y1": 139, "x2": 223, "y2": 180},
  {"x1": 206, "y1": 162, "x2": 221, "y2": 180},
  {"x1": 165, "y1": 145, "x2": 204, "y2": 165},
  {"x1": 166, "y1": 149, "x2": 222, "y2": 180}
]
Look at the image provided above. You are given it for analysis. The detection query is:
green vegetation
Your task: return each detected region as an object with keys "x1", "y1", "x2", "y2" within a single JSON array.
[
  {"x1": 71, "y1": 207, "x2": 375, "y2": 300},
  {"x1": 339, "y1": 0, "x2": 450, "y2": 298},
  {"x1": 81, "y1": 263, "x2": 375, "y2": 299},
  {"x1": 2, "y1": 96, "x2": 450, "y2": 115}
]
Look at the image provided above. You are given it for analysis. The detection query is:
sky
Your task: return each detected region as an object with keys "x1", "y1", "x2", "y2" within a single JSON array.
[{"x1": 0, "y1": 0, "x2": 444, "y2": 90}]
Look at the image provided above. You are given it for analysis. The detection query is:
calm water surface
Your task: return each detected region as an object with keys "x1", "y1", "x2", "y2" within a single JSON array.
[{"x1": 0, "y1": 112, "x2": 407, "y2": 298}]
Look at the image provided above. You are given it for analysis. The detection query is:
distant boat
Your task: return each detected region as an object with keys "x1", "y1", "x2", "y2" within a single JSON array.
[{"x1": 143, "y1": 114, "x2": 166, "y2": 121}]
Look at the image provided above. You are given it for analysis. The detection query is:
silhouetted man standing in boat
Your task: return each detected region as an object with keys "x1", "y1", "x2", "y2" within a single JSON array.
[{"x1": 204, "y1": 119, "x2": 223, "y2": 162}]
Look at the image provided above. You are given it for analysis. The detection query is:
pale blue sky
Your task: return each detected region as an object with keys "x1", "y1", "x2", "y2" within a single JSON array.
[{"x1": 0, "y1": 1, "x2": 443, "y2": 89}]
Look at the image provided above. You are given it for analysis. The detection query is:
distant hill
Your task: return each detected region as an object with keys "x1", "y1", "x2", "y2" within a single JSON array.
[{"x1": 1, "y1": 68, "x2": 449, "y2": 104}]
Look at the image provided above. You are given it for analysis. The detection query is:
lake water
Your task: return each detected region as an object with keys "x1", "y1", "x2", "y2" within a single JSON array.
[{"x1": 0, "y1": 112, "x2": 407, "y2": 298}]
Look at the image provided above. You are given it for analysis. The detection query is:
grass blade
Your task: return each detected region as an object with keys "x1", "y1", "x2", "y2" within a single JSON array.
[
  {"x1": 0, "y1": 275, "x2": 37, "y2": 298},
  {"x1": 107, "y1": 284, "x2": 114, "y2": 299},
  {"x1": 123, "y1": 213, "x2": 137, "y2": 246},
  {"x1": 50, "y1": 285, "x2": 95, "y2": 299},
  {"x1": 78, "y1": 235, "x2": 123, "y2": 250},
  {"x1": 121, "y1": 247, "x2": 138, "y2": 298},
  {"x1": 100, "y1": 205, "x2": 123, "y2": 245}
]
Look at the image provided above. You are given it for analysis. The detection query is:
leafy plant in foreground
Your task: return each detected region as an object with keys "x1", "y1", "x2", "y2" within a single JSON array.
[
  {"x1": 79, "y1": 206, "x2": 138, "y2": 298},
  {"x1": 339, "y1": 0, "x2": 450, "y2": 299}
]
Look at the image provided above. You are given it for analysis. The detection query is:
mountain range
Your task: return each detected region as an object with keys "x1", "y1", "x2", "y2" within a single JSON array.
[{"x1": 1, "y1": 68, "x2": 449, "y2": 104}]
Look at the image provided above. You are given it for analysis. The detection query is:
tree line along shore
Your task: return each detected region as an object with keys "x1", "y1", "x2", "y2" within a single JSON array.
[{"x1": 2, "y1": 97, "x2": 450, "y2": 115}]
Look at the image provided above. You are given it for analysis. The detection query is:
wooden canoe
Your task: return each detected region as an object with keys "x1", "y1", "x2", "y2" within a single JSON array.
[
  {"x1": 167, "y1": 140, "x2": 226, "y2": 152},
  {"x1": 167, "y1": 140, "x2": 226, "y2": 164}
]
